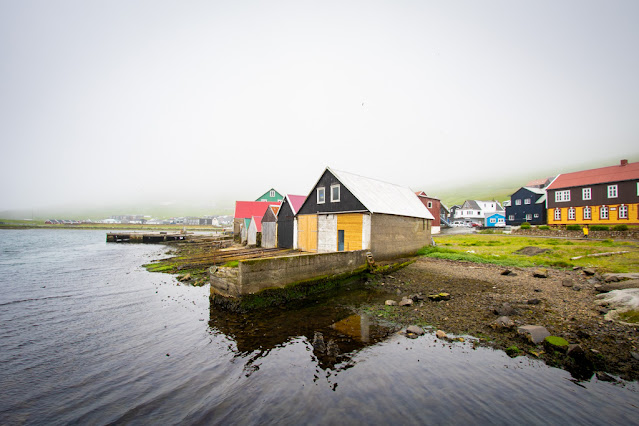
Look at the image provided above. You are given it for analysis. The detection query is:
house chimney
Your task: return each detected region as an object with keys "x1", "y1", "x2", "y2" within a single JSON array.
[{"x1": 620, "y1": 159, "x2": 628, "y2": 166}]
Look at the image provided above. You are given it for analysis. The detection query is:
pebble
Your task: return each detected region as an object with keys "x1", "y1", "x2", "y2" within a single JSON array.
[{"x1": 436, "y1": 330, "x2": 447, "y2": 339}]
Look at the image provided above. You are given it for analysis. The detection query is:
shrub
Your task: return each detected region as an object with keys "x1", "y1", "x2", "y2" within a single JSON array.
[
  {"x1": 612, "y1": 224, "x2": 628, "y2": 231},
  {"x1": 520, "y1": 222, "x2": 531, "y2": 229},
  {"x1": 566, "y1": 225, "x2": 581, "y2": 231},
  {"x1": 590, "y1": 225, "x2": 609, "y2": 231},
  {"x1": 539, "y1": 225, "x2": 550, "y2": 230}
]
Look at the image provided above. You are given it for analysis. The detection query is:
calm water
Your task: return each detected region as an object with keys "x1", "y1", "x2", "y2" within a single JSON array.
[{"x1": 0, "y1": 229, "x2": 637, "y2": 425}]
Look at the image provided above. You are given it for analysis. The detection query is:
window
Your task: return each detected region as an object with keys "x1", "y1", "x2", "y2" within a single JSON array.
[
  {"x1": 498, "y1": 218, "x2": 505, "y2": 223},
  {"x1": 607, "y1": 185, "x2": 618, "y2": 198},
  {"x1": 619, "y1": 205, "x2": 628, "y2": 219},
  {"x1": 270, "y1": 190, "x2": 275, "y2": 198},
  {"x1": 427, "y1": 201, "x2": 433, "y2": 208},
  {"x1": 526, "y1": 214, "x2": 532, "y2": 221},
  {"x1": 582, "y1": 188, "x2": 591, "y2": 200},
  {"x1": 555, "y1": 190, "x2": 570, "y2": 202},
  {"x1": 508, "y1": 215, "x2": 515, "y2": 221},
  {"x1": 554, "y1": 208, "x2": 561, "y2": 221},
  {"x1": 330, "y1": 184, "x2": 340, "y2": 202},
  {"x1": 317, "y1": 187, "x2": 325, "y2": 204},
  {"x1": 524, "y1": 198, "x2": 531, "y2": 205},
  {"x1": 600, "y1": 206, "x2": 609, "y2": 220},
  {"x1": 568, "y1": 207, "x2": 576, "y2": 220},
  {"x1": 583, "y1": 206, "x2": 591, "y2": 220},
  {"x1": 515, "y1": 199, "x2": 522, "y2": 206},
  {"x1": 534, "y1": 214, "x2": 539, "y2": 218},
  {"x1": 490, "y1": 218, "x2": 496, "y2": 224}
]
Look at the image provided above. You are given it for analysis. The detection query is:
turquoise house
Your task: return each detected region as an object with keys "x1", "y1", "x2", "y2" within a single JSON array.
[
  {"x1": 485, "y1": 213, "x2": 506, "y2": 228},
  {"x1": 256, "y1": 188, "x2": 284, "y2": 203}
]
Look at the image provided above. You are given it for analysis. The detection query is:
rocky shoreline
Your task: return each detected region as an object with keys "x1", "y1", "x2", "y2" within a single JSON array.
[{"x1": 362, "y1": 257, "x2": 639, "y2": 382}]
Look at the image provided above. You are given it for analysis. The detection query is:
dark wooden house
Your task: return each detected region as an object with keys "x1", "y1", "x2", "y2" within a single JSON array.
[
  {"x1": 506, "y1": 187, "x2": 547, "y2": 225},
  {"x1": 276, "y1": 194, "x2": 306, "y2": 249},
  {"x1": 295, "y1": 167, "x2": 434, "y2": 260}
]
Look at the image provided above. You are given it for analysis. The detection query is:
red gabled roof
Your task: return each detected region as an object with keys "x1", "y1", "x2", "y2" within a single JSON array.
[
  {"x1": 546, "y1": 161, "x2": 639, "y2": 190},
  {"x1": 287, "y1": 195, "x2": 307, "y2": 214},
  {"x1": 415, "y1": 191, "x2": 440, "y2": 201},
  {"x1": 234, "y1": 201, "x2": 280, "y2": 219},
  {"x1": 251, "y1": 216, "x2": 263, "y2": 232}
]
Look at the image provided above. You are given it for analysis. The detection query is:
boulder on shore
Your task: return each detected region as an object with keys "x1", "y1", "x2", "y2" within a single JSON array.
[{"x1": 517, "y1": 325, "x2": 550, "y2": 344}]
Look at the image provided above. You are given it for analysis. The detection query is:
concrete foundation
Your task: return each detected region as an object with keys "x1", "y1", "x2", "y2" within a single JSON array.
[{"x1": 210, "y1": 250, "x2": 368, "y2": 297}]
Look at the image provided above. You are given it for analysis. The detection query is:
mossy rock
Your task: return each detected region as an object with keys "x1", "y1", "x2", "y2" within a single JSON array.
[
  {"x1": 505, "y1": 346, "x2": 522, "y2": 357},
  {"x1": 544, "y1": 336, "x2": 569, "y2": 352}
]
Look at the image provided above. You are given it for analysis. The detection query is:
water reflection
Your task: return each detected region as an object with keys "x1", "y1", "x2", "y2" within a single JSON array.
[{"x1": 208, "y1": 284, "x2": 396, "y2": 379}]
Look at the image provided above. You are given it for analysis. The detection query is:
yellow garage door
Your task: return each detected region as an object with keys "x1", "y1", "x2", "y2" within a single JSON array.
[
  {"x1": 297, "y1": 214, "x2": 317, "y2": 252},
  {"x1": 337, "y1": 213, "x2": 363, "y2": 251}
]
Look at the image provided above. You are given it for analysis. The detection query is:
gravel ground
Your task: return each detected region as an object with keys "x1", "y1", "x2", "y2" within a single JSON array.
[{"x1": 363, "y1": 257, "x2": 639, "y2": 382}]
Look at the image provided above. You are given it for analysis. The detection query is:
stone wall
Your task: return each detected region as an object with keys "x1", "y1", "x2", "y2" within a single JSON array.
[
  {"x1": 370, "y1": 214, "x2": 432, "y2": 260},
  {"x1": 512, "y1": 228, "x2": 639, "y2": 240},
  {"x1": 210, "y1": 250, "x2": 368, "y2": 297}
]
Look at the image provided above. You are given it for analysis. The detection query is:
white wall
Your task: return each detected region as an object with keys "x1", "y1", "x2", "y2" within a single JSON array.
[{"x1": 317, "y1": 214, "x2": 337, "y2": 253}]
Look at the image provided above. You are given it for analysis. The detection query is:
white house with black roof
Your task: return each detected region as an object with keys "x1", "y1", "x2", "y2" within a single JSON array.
[
  {"x1": 295, "y1": 167, "x2": 434, "y2": 260},
  {"x1": 454, "y1": 200, "x2": 504, "y2": 226}
]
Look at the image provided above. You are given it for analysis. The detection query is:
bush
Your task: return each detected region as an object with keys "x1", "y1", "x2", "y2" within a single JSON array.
[
  {"x1": 566, "y1": 225, "x2": 581, "y2": 231},
  {"x1": 520, "y1": 222, "x2": 531, "y2": 229},
  {"x1": 590, "y1": 225, "x2": 609, "y2": 231},
  {"x1": 538, "y1": 225, "x2": 550, "y2": 230},
  {"x1": 612, "y1": 224, "x2": 628, "y2": 231}
]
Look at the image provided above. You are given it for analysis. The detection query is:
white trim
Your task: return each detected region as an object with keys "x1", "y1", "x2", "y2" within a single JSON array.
[
  {"x1": 317, "y1": 187, "x2": 325, "y2": 204},
  {"x1": 582, "y1": 187, "x2": 591, "y2": 201},
  {"x1": 607, "y1": 184, "x2": 618, "y2": 198},
  {"x1": 330, "y1": 184, "x2": 340, "y2": 203}
]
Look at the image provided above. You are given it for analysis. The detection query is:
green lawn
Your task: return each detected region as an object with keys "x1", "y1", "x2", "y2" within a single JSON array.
[{"x1": 425, "y1": 234, "x2": 639, "y2": 273}]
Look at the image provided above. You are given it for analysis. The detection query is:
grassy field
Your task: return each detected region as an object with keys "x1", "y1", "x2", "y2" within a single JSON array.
[{"x1": 426, "y1": 234, "x2": 639, "y2": 273}]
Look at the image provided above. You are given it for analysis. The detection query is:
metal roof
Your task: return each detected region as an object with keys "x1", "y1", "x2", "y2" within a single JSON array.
[
  {"x1": 329, "y1": 168, "x2": 434, "y2": 220},
  {"x1": 546, "y1": 161, "x2": 639, "y2": 190}
]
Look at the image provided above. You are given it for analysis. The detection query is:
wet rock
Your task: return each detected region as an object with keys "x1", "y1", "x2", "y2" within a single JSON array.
[
  {"x1": 583, "y1": 268, "x2": 596, "y2": 276},
  {"x1": 494, "y1": 302, "x2": 515, "y2": 316},
  {"x1": 435, "y1": 330, "x2": 447, "y2": 339},
  {"x1": 406, "y1": 325, "x2": 425, "y2": 336},
  {"x1": 527, "y1": 298, "x2": 541, "y2": 305},
  {"x1": 385, "y1": 300, "x2": 398, "y2": 306},
  {"x1": 312, "y1": 332, "x2": 326, "y2": 352},
  {"x1": 533, "y1": 268, "x2": 548, "y2": 278},
  {"x1": 495, "y1": 316, "x2": 515, "y2": 328},
  {"x1": 410, "y1": 294, "x2": 425, "y2": 302},
  {"x1": 562, "y1": 279, "x2": 574, "y2": 287},
  {"x1": 399, "y1": 297, "x2": 414, "y2": 307},
  {"x1": 631, "y1": 352, "x2": 639, "y2": 361},
  {"x1": 567, "y1": 344, "x2": 585, "y2": 358},
  {"x1": 517, "y1": 325, "x2": 551, "y2": 344},
  {"x1": 596, "y1": 372, "x2": 617, "y2": 382}
]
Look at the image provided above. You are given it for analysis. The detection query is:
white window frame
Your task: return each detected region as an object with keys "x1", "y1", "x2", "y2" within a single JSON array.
[
  {"x1": 508, "y1": 215, "x2": 514, "y2": 221},
  {"x1": 317, "y1": 187, "x2": 325, "y2": 204},
  {"x1": 568, "y1": 207, "x2": 576, "y2": 220},
  {"x1": 600, "y1": 206, "x2": 609, "y2": 220},
  {"x1": 534, "y1": 214, "x2": 539, "y2": 218},
  {"x1": 555, "y1": 190, "x2": 570, "y2": 202},
  {"x1": 526, "y1": 214, "x2": 532, "y2": 221},
  {"x1": 270, "y1": 190, "x2": 275, "y2": 198},
  {"x1": 583, "y1": 206, "x2": 591, "y2": 220},
  {"x1": 330, "y1": 184, "x2": 340, "y2": 203},
  {"x1": 619, "y1": 204, "x2": 628, "y2": 219},
  {"x1": 607, "y1": 185, "x2": 618, "y2": 198},
  {"x1": 554, "y1": 208, "x2": 561, "y2": 221},
  {"x1": 515, "y1": 199, "x2": 522, "y2": 206},
  {"x1": 427, "y1": 201, "x2": 433, "y2": 208},
  {"x1": 490, "y1": 218, "x2": 496, "y2": 224},
  {"x1": 524, "y1": 198, "x2": 531, "y2": 205},
  {"x1": 582, "y1": 188, "x2": 591, "y2": 200}
]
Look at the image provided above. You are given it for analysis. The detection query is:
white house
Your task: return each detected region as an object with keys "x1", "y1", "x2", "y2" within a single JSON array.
[{"x1": 454, "y1": 200, "x2": 504, "y2": 226}]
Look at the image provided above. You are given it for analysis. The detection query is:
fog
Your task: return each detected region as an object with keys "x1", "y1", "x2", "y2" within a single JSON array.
[{"x1": 1, "y1": 1, "x2": 638, "y2": 214}]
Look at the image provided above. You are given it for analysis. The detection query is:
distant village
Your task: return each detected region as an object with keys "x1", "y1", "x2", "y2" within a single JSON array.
[{"x1": 233, "y1": 160, "x2": 638, "y2": 259}]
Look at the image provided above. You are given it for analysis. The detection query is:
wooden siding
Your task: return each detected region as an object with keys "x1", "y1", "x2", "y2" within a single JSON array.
[
  {"x1": 276, "y1": 199, "x2": 295, "y2": 248},
  {"x1": 297, "y1": 214, "x2": 318, "y2": 252},
  {"x1": 547, "y1": 203, "x2": 639, "y2": 225},
  {"x1": 297, "y1": 169, "x2": 367, "y2": 215},
  {"x1": 547, "y1": 180, "x2": 639, "y2": 209},
  {"x1": 262, "y1": 222, "x2": 277, "y2": 248},
  {"x1": 337, "y1": 213, "x2": 363, "y2": 251}
]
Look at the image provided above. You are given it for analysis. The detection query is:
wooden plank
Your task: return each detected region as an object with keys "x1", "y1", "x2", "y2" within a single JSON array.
[
  {"x1": 337, "y1": 213, "x2": 363, "y2": 251},
  {"x1": 297, "y1": 215, "x2": 318, "y2": 252}
]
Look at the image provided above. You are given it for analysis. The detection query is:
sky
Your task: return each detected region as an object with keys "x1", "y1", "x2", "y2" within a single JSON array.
[{"x1": 1, "y1": 0, "x2": 638, "y2": 213}]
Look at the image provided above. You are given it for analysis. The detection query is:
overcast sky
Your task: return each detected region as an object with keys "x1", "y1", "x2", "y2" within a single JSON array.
[{"x1": 1, "y1": 0, "x2": 638, "y2": 212}]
